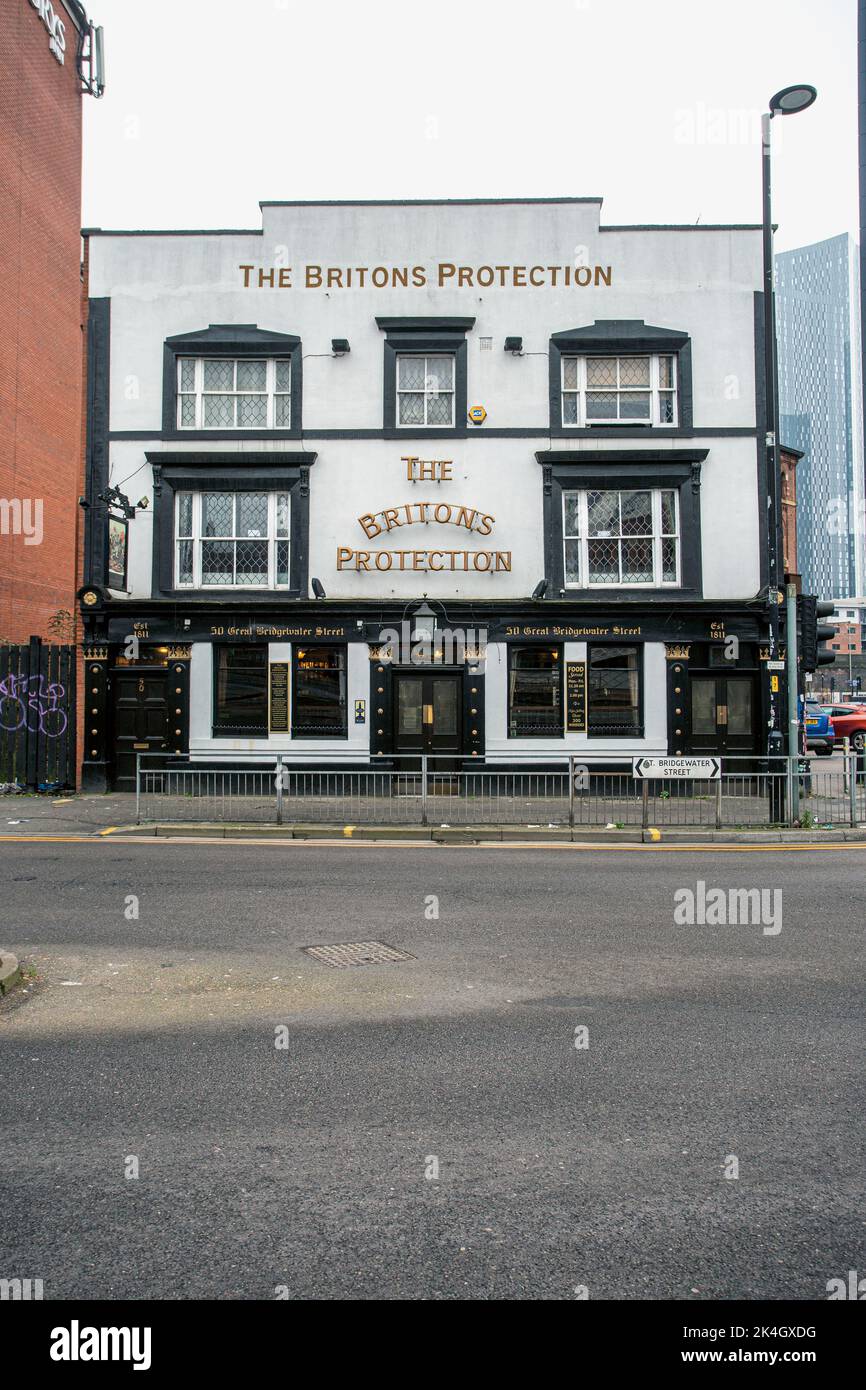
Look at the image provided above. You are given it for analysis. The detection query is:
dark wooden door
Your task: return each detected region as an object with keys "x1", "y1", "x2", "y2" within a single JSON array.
[
  {"x1": 111, "y1": 669, "x2": 169, "y2": 790},
  {"x1": 394, "y1": 673, "x2": 461, "y2": 765},
  {"x1": 690, "y1": 674, "x2": 757, "y2": 757}
]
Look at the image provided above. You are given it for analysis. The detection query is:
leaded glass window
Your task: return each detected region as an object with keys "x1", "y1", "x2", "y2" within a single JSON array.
[
  {"x1": 562, "y1": 488, "x2": 679, "y2": 587},
  {"x1": 397, "y1": 354, "x2": 454, "y2": 427},
  {"x1": 175, "y1": 491, "x2": 290, "y2": 588},
  {"x1": 561, "y1": 354, "x2": 677, "y2": 426},
  {"x1": 177, "y1": 358, "x2": 291, "y2": 429}
]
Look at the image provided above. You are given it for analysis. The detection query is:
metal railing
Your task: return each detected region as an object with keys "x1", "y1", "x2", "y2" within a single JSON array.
[{"x1": 135, "y1": 753, "x2": 866, "y2": 830}]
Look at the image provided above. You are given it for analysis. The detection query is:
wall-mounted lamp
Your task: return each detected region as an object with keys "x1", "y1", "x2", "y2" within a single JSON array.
[
  {"x1": 531, "y1": 579, "x2": 548, "y2": 600},
  {"x1": 137, "y1": 497, "x2": 149, "y2": 510},
  {"x1": 311, "y1": 577, "x2": 327, "y2": 599},
  {"x1": 331, "y1": 338, "x2": 350, "y2": 356},
  {"x1": 504, "y1": 336, "x2": 523, "y2": 355}
]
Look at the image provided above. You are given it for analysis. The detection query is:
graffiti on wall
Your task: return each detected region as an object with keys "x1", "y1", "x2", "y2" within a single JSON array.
[{"x1": 0, "y1": 673, "x2": 68, "y2": 737}]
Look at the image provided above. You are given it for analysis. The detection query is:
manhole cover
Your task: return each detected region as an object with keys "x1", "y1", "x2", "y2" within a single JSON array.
[{"x1": 302, "y1": 940, "x2": 414, "y2": 968}]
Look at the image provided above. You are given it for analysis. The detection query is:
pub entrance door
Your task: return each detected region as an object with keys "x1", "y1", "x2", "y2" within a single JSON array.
[
  {"x1": 394, "y1": 671, "x2": 462, "y2": 768},
  {"x1": 110, "y1": 668, "x2": 170, "y2": 790},
  {"x1": 689, "y1": 674, "x2": 759, "y2": 758}
]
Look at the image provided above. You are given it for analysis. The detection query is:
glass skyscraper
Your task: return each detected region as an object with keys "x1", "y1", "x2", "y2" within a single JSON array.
[{"x1": 776, "y1": 233, "x2": 864, "y2": 598}]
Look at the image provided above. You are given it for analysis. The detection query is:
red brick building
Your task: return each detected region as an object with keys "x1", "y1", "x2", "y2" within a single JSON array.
[
  {"x1": 0, "y1": 0, "x2": 103, "y2": 644},
  {"x1": 828, "y1": 621, "x2": 861, "y2": 656}
]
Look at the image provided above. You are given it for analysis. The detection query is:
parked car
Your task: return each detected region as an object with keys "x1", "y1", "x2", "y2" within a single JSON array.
[
  {"x1": 803, "y1": 702, "x2": 835, "y2": 756},
  {"x1": 824, "y1": 704, "x2": 866, "y2": 751}
]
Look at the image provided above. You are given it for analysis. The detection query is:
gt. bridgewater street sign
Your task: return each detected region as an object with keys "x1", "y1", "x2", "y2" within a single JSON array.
[{"x1": 632, "y1": 757, "x2": 721, "y2": 780}]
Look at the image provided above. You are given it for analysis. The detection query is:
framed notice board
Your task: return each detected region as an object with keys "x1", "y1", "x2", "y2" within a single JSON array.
[
  {"x1": 566, "y1": 661, "x2": 587, "y2": 733},
  {"x1": 269, "y1": 661, "x2": 289, "y2": 733}
]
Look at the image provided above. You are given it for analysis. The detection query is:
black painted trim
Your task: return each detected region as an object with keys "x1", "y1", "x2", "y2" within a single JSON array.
[
  {"x1": 537, "y1": 450, "x2": 707, "y2": 600},
  {"x1": 753, "y1": 290, "x2": 770, "y2": 591},
  {"x1": 108, "y1": 426, "x2": 758, "y2": 442},
  {"x1": 148, "y1": 452, "x2": 316, "y2": 601},
  {"x1": 378, "y1": 319, "x2": 472, "y2": 439},
  {"x1": 375, "y1": 317, "x2": 476, "y2": 333},
  {"x1": 548, "y1": 319, "x2": 693, "y2": 436},
  {"x1": 162, "y1": 324, "x2": 303, "y2": 438},
  {"x1": 85, "y1": 298, "x2": 111, "y2": 588}
]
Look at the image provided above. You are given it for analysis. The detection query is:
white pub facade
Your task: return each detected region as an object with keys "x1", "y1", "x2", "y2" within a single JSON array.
[{"x1": 79, "y1": 198, "x2": 776, "y2": 789}]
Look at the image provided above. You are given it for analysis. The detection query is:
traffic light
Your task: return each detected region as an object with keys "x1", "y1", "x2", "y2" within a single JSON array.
[{"x1": 797, "y1": 595, "x2": 836, "y2": 671}]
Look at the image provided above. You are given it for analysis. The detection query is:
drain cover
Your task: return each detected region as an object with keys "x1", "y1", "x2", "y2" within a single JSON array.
[{"x1": 302, "y1": 940, "x2": 414, "y2": 968}]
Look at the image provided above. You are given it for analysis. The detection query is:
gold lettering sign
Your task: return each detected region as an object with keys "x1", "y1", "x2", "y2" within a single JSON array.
[
  {"x1": 239, "y1": 263, "x2": 614, "y2": 291},
  {"x1": 337, "y1": 548, "x2": 512, "y2": 573},
  {"x1": 358, "y1": 501, "x2": 495, "y2": 539}
]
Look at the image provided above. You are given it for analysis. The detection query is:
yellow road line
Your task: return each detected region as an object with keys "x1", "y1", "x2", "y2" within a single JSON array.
[{"x1": 0, "y1": 835, "x2": 865, "y2": 854}]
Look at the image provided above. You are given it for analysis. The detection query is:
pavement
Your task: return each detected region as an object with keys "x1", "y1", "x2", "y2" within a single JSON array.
[
  {"x1": 0, "y1": 838, "x2": 864, "y2": 1299},
  {"x1": 2, "y1": 786, "x2": 865, "y2": 845}
]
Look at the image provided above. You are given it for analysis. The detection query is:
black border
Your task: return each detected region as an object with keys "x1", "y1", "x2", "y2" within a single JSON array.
[
  {"x1": 84, "y1": 297, "x2": 111, "y2": 587},
  {"x1": 537, "y1": 449, "x2": 707, "y2": 601},
  {"x1": 548, "y1": 319, "x2": 693, "y2": 437},
  {"x1": 148, "y1": 451, "x2": 317, "y2": 602},
  {"x1": 377, "y1": 317, "x2": 474, "y2": 439},
  {"x1": 161, "y1": 324, "x2": 303, "y2": 440}
]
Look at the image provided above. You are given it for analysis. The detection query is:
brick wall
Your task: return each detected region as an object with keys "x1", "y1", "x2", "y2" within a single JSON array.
[{"x1": 0, "y1": 0, "x2": 85, "y2": 644}]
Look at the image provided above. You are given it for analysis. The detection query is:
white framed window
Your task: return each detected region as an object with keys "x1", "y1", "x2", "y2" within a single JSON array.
[
  {"x1": 561, "y1": 354, "x2": 676, "y2": 426},
  {"x1": 175, "y1": 490, "x2": 290, "y2": 588},
  {"x1": 396, "y1": 354, "x2": 454, "y2": 427},
  {"x1": 563, "y1": 488, "x2": 680, "y2": 588},
  {"x1": 177, "y1": 358, "x2": 292, "y2": 429}
]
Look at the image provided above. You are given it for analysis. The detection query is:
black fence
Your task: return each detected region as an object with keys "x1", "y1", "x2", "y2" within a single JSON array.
[{"x1": 0, "y1": 639, "x2": 77, "y2": 789}]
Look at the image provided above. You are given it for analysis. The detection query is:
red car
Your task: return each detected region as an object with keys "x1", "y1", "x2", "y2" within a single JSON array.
[{"x1": 826, "y1": 705, "x2": 866, "y2": 751}]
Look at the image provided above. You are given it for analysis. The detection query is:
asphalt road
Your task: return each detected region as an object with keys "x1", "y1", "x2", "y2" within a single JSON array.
[{"x1": 0, "y1": 840, "x2": 864, "y2": 1301}]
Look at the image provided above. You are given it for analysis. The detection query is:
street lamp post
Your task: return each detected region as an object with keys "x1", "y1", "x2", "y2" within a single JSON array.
[{"x1": 761, "y1": 84, "x2": 817, "y2": 777}]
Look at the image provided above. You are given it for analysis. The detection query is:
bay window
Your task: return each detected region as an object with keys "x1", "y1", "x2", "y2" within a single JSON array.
[
  {"x1": 175, "y1": 490, "x2": 290, "y2": 589},
  {"x1": 563, "y1": 488, "x2": 680, "y2": 588}
]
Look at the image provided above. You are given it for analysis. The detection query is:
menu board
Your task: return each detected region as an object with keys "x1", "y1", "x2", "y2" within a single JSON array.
[
  {"x1": 566, "y1": 661, "x2": 587, "y2": 733},
  {"x1": 269, "y1": 662, "x2": 289, "y2": 733}
]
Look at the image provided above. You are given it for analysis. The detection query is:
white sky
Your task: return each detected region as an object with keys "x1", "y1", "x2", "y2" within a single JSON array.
[{"x1": 82, "y1": 0, "x2": 858, "y2": 253}]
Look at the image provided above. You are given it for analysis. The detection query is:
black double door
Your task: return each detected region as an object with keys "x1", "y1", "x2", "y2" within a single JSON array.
[
  {"x1": 394, "y1": 672, "x2": 462, "y2": 767},
  {"x1": 690, "y1": 673, "x2": 758, "y2": 757},
  {"x1": 111, "y1": 668, "x2": 170, "y2": 790}
]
